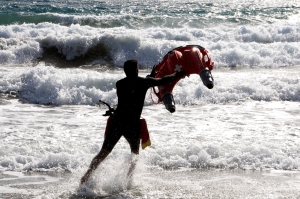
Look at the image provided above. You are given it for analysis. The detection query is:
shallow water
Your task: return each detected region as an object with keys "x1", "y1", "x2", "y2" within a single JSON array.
[{"x1": 0, "y1": 92, "x2": 300, "y2": 198}]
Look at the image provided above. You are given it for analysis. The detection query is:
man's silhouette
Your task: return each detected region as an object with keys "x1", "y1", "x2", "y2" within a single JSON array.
[{"x1": 81, "y1": 59, "x2": 187, "y2": 184}]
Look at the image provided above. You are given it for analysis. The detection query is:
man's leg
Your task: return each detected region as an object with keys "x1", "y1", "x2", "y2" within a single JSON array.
[
  {"x1": 80, "y1": 149, "x2": 110, "y2": 184},
  {"x1": 127, "y1": 148, "x2": 139, "y2": 178},
  {"x1": 124, "y1": 122, "x2": 141, "y2": 178},
  {"x1": 80, "y1": 118, "x2": 122, "y2": 184}
]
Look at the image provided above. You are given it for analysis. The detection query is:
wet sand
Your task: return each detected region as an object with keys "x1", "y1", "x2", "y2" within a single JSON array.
[{"x1": 0, "y1": 170, "x2": 65, "y2": 199}]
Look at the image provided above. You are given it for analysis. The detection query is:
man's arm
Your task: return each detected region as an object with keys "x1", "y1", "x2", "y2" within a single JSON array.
[{"x1": 145, "y1": 71, "x2": 188, "y2": 87}]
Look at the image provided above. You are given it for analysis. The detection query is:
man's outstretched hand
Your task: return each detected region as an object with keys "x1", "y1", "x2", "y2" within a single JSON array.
[
  {"x1": 147, "y1": 67, "x2": 189, "y2": 79},
  {"x1": 147, "y1": 65, "x2": 158, "y2": 77}
]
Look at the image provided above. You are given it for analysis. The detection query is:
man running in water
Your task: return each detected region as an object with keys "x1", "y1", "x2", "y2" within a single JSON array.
[{"x1": 81, "y1": 59, "x2": 187, "y2": 184}]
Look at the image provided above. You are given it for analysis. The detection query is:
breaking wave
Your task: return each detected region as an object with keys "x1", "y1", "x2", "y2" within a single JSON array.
[
  {"x1": 1, "y1": 19, "x2": 300, "y2": 68},
  {"x1": 0, "y1": 65, "x2": 299, "y2": 106}
]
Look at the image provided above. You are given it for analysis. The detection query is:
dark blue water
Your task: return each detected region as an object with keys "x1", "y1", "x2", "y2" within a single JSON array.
[{"x1": 0, "y1": 0, "x2": 299, "y2": 27}]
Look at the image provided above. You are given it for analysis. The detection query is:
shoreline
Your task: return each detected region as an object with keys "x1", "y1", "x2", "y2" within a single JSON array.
[{"x1": 1, "y1": 168, "x2": 300, "y2": 198}]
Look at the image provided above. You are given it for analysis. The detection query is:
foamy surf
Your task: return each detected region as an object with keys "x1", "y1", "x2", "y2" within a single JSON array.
[{"x1": 1, "y1": 19, "x2": 300, "y2": 67}]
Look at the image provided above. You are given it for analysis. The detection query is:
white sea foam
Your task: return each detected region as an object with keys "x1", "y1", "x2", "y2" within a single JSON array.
[{"x1": 0, "y1": 99, "x2": 299, "y2": 173}]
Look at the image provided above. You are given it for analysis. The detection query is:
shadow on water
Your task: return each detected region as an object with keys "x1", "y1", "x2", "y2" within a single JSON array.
[{"x1": 37, "y1": 43, "x2": 113, "y2": 68}]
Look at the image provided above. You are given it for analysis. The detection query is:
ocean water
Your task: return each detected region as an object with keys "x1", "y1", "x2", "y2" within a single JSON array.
[{"x1": 0, "y1": 0, "x2": 300, "y2": 198}]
